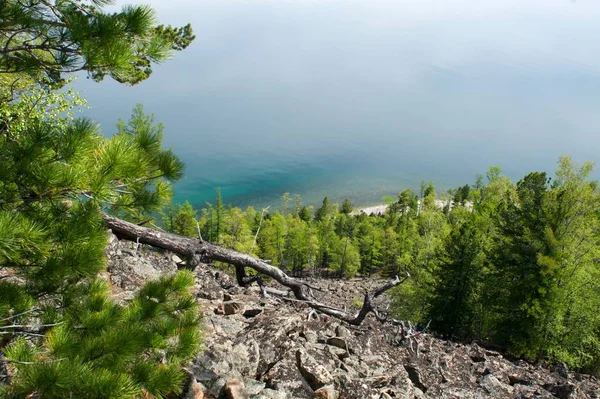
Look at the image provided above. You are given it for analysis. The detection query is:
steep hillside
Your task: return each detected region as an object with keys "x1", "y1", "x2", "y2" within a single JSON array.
[{"x1": 106, "y1": 234, "x2": 600, "y2": 399}]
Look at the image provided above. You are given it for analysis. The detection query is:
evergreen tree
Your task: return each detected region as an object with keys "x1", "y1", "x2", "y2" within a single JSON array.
[
  {"x1": 294, "y1": 194, "x2": 303, "y2": 216},
  {"x1": 214, "y1": 188, "x2": 225, "y2": 244},
  {"x1": 280, "y1": 192, "x2": 291, "y2": 215},
  {"x1": 3, "y1": 272, "x2": 201, "y2": 398},
  {"x1": 162, "y1": 201, "x2": 198, "y2": 237},
  {"x1": 0, "y1": 0, "x2": 195, "y2": 88},
  {"x1": 0, "y1": 91, "x2": 202, "y2": 397},
  {"x1": 314, "y1": 196, "x2": 331, "y2": 221},
  {"x1": 0, "y1": 2, "x2": 201, "y2": 396},
  {"x1": 429, "y1": 212, "x2": 488, "y2": 340},
  {"x1": 491, "y1": 159, "x2": 600, "y2": 365},
  {"x1": 298, "y1": 206, "x2": 312, "y2": 222},
  {"x1": 340, "y1": 198, "x2": 353, "y2": 215}
]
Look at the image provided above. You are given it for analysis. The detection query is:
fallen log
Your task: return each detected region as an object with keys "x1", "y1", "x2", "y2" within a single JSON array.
[{"x1": 102, "y1": 213, "x2": 409, "y2": 325}]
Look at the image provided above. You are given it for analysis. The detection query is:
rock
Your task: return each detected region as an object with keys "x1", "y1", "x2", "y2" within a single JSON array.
[
  {"x1": 544, "y1": 382, "x2": 576, "y2": 399},
  {"x1": 326, "y1": 337, "x2": 348, "y2": 351},
  {"x1": 215, "y1": 301, "x2": 246, "y2": 315},
  {"x1": 314, "y1": 384, "x2": 338, "y2": 399},
  {"x1": 243, "y1": 379, "x2": 266, "y2": 396},
  {"x1": 335, "y1": 325, "x2": 352, "y2": 339},
  {"x1": 206, "y1": 371, "x2": 243, "y2": 398},
  {"x1": 181, "y1": 372, "x2": 206, "y2": 399},
  {"x1": 102, "y1": 246, "x2": 600, "y2": 399},
  {"x1": 403, "y1": 364, "x2": 428, "y2": 393},
  {"x1": 223, "y1": 301, "x2": 246, "y2": 315},
  {"x1": 468, "y1": 344, "x2": 487, "y2": 362},
  {"x1": 172, "y1": 254, "x2": 184, "y2": 264},
  {"x1": 554, "y1": 362, "x2": 570, "y2": 379},
  {"x1": 231, "y1": 340, "x2": 260, "y2": 376},
  {"x1": 324, "y1": 344, "x2": 348, "y2": 360},
  {"x1": 242, "y1": 308, "x2": 263, "y2": 318},
  {"x1": 479, "y1": 374, "x2": 514, "y2": 396},
  {"x1": 296, "y1": 349, "x2": 334, "y2": 390},
  {"x1": 254, "y1": 389, "x2": 289, "y2": 399},
  {"x1": 301, "y1": 330, "x2": 318, "y2": 344},
  {"x1": 224, "y1": 377, "x2": 249, "y2": 399}
]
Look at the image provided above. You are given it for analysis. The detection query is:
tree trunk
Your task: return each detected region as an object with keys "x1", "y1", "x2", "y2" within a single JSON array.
[{"x1": 102, "y1": 213, "x2": 409, "y2": 325}]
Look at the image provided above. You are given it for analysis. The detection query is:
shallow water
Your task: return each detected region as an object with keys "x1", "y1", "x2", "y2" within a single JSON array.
[{"x1": 74, "y1": 0, "x2": 600, "y2": 209}]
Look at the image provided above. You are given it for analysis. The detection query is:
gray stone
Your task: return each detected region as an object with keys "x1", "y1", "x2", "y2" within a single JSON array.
[
  {"x1": 243, "y1": 379, "x2": 265, "y2": 396},
  {"x1": 479, "y1": 374, "x2": 514, "y2": 396},
  {"x1": 326, "y1": 337, "x2": 348, "y2": 351},
  {"x1": 224, "y1": 377, "x2": 249, "y2": 399},
  {"x1": 172, "y1": 254, "x2": 184, "y2": 264},
  {"x1": 335, "y1": 325, "x2": 352, "y2": 339},
  {"x1": 296, "y1": 349, "x2": 333, "y2": 390},
  {"x1": 253, "y1": 388, "x2": 290, "y2": 399}
]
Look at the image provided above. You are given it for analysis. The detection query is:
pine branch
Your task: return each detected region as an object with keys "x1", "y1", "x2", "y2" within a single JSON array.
[
  {"x1": 0, "y1": 322, "x2": 62, "y2": 330},
  {"x1": 0, "y1": 307, "x2": 40, "y2": 323}
]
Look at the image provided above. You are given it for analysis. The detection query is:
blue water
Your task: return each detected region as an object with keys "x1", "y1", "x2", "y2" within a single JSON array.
[{"x1": 74, "y1": 0, "x2": 600, "y2": 209}]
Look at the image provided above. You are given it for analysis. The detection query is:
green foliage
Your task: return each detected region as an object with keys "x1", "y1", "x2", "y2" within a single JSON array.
[
  {"x1": 162, "y1": 201, "x2": 198, "y2": 237},
  {"x1": 153, "y1": 155, "x2": 600, "y2": 375},
  {"x1": 4, "y1": 273, "x2": 202, "y2": 398},
  {"x1": 0, "y1": 4, "x2": 202, "y2": 392},
  {"x1": 340, "y1": 199, "x2": 353, "y2": 215},
  {"x1": 0, "y1": 0, "x2": 195, "y2": 88},
  {"x1": 428, "y1": 212, "x2": 490, "y2": 340},
  {"x1": 398, "y1": 157, "x2": 600, "y2": 373},
  {"x1": 0, "y1": 92, "x2": 201, "y2": 396},
  {"x1": 314, "y1": 196, "x2": 331, "y2": 222},
  {"x1": 486, "y1": 158, "x2": 600, "y2": 367}
]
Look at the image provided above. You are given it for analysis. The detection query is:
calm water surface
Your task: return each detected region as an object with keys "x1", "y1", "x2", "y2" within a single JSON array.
[{"x1": 74, "y1": 0, "x2": 600, "y2": 209}]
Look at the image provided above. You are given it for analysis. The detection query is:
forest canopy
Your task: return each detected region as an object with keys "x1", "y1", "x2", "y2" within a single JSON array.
[{"x1": 170, "y1": 157, "x2": 599, "y2": 374}]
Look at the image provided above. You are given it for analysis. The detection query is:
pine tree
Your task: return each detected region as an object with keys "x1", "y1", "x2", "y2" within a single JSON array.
[
  {"x1": 429, "y1": 213, "x2": 488, "y2": 340},
  {"x1": 314, "y1": 196, "x2": 331, "y2": 222},
  {"x1": 490, "y1": 159, "x2": 600, "y2": 365},
  {"x1": 340, "y1": 199, "x2": 353, "y2": 215},
  {"x1": 0, "y1": 89, "x2": 202, "y2": 397},
  {"x1": 0, "y1": 2, "x2": 201, "y2": 396},
  {"x1": 162, "y1": 201, "x2": 198, "y2": 237},
  {"x1": 0, "y1": 0, "x2": 195, "y2": 88},
  {"x1": 214, "y1": 188, "x2": 225, "y2": 244}
]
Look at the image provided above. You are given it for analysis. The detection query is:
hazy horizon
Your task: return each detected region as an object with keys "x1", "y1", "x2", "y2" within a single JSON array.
[{"x1": 73, "y1": 0, "x2": 600, "y2": 208}]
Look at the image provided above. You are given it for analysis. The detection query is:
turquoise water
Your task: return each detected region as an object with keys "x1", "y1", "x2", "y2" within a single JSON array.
[{"x1": 75, "y1": 0, "x2": 600, "y2": 209}]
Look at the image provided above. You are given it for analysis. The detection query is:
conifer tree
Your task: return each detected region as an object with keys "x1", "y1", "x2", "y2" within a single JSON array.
[
  {"x1": 214, "y1": 188, "x2": 225, "y2": 244},
  {"x1": 0, "y1": 0, "x2": 194, "y2": 88},
  {"x1": 491, "y1": 158, "x2": 600, "y2": 365},
  {"x1": 429, "y1": 212, "x2": 488, "y2": 340},
  {"x1": 314, "y1": 196, "x2": 331, "y2": 221},
  {"x1": 162, "y1": 201, "x2": 199, "y2": 237},
  {"x1": 0, "y1": 1, "x2": 201, "y2": 396},
  {"x1": 340, "y1": 198, "x2": 353, "y2": 215}
]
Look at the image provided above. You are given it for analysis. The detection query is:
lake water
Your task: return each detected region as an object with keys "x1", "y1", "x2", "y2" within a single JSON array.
[{"x1": 74, "y1": 0, "x2": 600, "y2": 209}]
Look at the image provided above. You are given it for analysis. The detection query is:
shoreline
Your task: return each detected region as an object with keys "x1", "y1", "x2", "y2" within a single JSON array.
[
  {"x1": 356, "y1": 199, "x2": 468, "y2": 215},
  {"x1": 354, "y1": 204, "x2": 389, "y2": 215}
]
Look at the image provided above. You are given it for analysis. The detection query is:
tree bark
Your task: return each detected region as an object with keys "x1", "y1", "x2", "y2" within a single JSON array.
[{"x1": 102, "y1": 213, "x2": 408, "y2": 325}]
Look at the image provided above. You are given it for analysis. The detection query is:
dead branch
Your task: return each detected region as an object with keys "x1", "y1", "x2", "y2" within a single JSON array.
[{"x1": 102, "y1": 213, "x2": 409, "y2": 325}]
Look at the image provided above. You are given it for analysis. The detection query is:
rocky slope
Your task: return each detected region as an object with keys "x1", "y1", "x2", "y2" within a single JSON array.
[{"x1": 106, "y1": 234, "x2": 600, "y2": 399}]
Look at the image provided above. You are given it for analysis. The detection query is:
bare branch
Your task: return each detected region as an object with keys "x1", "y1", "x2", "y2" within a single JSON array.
[{"x1": 102, "y1": 213, "x2": 410, "y2": 325}]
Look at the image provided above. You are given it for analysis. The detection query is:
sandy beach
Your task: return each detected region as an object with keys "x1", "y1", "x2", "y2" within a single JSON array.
[{"x1": 356, "y1": 199, "x2": 470, "y2": 215}]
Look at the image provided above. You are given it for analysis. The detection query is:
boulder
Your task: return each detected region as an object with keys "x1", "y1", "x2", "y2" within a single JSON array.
[
  {"x1": 224, "y1": 377, "x2": 249, "y2": 399},
  {"x1": 296, "y1": 349, "x2": 334, "y2": 390},
  {"x1": 314, "y1": 385, "x2": 338, "y2": 399},
  {"x1": 215, "y1": 301, "x2": 246, "y2": 315}
]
